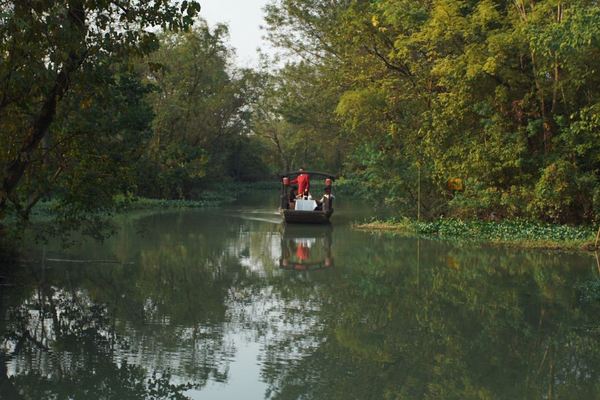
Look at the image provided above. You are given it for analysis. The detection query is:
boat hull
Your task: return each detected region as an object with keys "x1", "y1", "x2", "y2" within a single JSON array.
[{"x1": 280, "y1": 209, "x2": 333, "y2": 224}]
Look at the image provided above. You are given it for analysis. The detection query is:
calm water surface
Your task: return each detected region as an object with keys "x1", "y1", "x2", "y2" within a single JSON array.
[{"x1": 1, "y1": 194, "x2": 600, "y2": 399}]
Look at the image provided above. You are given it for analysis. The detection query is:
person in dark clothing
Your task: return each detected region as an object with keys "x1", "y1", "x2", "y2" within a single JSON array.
[
  {"x1": 318, "y1": 186, "x2": 333, "y2": 211},
  {"x1": 289, "y1": 186, "x2": 297, "y2": 201},
  {"x1": 288, "y1": 186, "x2": 297, "y2": 209}
]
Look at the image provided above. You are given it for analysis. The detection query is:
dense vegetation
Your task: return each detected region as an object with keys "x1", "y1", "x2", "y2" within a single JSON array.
[
  {"x1": 135, "y1": 25, "x2": 270, "y2": 199},
  {"x1": 0, "y1": 1, "x2": 268, "y2": 234},
  {"x1": 2, "y1": 0, "x2": 600, "y2": 234},
  {"x1": 358, "y1": 217, "x2": 596, "y2": 249},
  {"x1": 0, "y1": 1, "x2": 186, "y2": 230},
  {"x1": 257, "y1": 0, "x2": 600, "y2": 224}
]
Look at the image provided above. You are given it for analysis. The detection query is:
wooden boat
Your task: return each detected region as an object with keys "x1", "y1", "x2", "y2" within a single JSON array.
[
  {"x1": 281, "y1": 209, "x2": 333, "y2": 224},
  {"x1": 278, "y1": 170, "x2": 336, "y2": 224}
]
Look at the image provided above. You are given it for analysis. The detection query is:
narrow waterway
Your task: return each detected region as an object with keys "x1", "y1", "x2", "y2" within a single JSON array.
[{"x1": 1, "y1": 194, "x2": 599, "y2": 399}]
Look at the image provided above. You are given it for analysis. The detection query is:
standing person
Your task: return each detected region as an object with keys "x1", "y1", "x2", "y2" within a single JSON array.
[
  {"x1": 291, "y1": 168, "x2": 310, "y2": 199},
  {"x1": 318, "y1": 186, "x2": 334, "y2": 211}
]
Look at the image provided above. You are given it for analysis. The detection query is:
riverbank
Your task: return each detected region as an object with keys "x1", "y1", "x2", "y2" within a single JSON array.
[
  {"x1": 113, "y1": 193, "x2": 235, "y2": 211},
  {"x1": 115, "y1": 182, "x2": 280, "y2": 211},
  {"x1": 0, "y1": 183, "x2": 279, "y2": 264},
  {"x1": 355, "y1": 218, "x2": 598, "y2": 251},
  {"x1": 25, "y1": 181, "x2": 279, "y2": 216}
]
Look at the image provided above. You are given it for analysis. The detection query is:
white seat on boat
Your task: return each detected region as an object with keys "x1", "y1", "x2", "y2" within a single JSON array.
[{"x1": 295, "y1": 199, "x2": 317, "y2": 211}]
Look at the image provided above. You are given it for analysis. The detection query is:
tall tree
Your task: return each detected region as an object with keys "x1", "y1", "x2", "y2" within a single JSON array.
[
  {"x1": 0, "y1": 0, "x2": 200, "y2": 224},
  {"x1": 136, "y1": 24, "x2": 269, "y2": 199},
  {"x1": 262, "y1": 0, "x2": 600, "y2": 222}
]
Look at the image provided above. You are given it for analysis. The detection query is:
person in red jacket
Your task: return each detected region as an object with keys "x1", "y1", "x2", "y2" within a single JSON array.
[{"x1": 290, "y1": 168, "x2": 310, "y2": 199}]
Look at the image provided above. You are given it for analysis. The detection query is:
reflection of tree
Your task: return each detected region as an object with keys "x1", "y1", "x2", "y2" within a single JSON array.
[
  {"x1": 255, "y1": 235, "x2": 600, "y2": 399},
  {"x1": 6, "y1": 211, "x2": 600, "y2": 399},
  {"x1": 0, "y1": 283, "x2": 195, "y2": 399},
  {"x1": 1, "y1": 212, "x2": 263, "y2": 398}
]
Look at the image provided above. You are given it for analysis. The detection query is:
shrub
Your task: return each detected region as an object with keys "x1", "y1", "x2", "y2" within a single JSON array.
[{"x1": 528, "y1": 160, "x2": 595, "y2": 223}]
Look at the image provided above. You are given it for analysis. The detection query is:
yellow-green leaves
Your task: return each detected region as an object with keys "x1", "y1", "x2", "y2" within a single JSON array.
[{"x1": 261, "y1": 0, "x2": 600, "y2": 222}]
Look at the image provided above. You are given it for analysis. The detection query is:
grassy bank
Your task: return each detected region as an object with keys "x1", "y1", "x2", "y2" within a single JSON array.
[
  {"x1": 113, "y1": 192, "x2": 236, "y2": 212},
  {"x1": 115, "y1": 181, "x2": 280, "y2": 211},
  {"x1": 24, "y1": 181, "x2": 279, "y2": 217},
  {"x1": 355, "y1": 218, "x2": 598, "y2": 251}
]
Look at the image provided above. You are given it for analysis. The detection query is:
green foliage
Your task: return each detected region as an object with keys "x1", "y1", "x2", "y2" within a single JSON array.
[
  {"x1": 1, "y1": 5, "x2": 274, "y2": 236},
  {"x1": 447, "y1": 181, "x2": 531, "y2": 219},
  {"x1": 528, "y1": 160, "x2": 593, "y2": 223},
  {"x1": 252, "y1": 61, "x2": 347, "y2": 173},
  {"x1": 113, "y1": 193, "x2": 235, "y2": 211},
  {"x1": 136, "y1": 25, "x2": 270, "y2": 199},
  {"x1": 261, "y1": 0, "x2": 600, "y2": 223},
  {"x1": 415, "y1": 218, "x2": 593, "y2": 243},
  {"x1": 0, "y1": 0, "x2": 200, "y2": 232},
  {"x1": 360, "y1": 217, "x2": 595, "y2": 249}
]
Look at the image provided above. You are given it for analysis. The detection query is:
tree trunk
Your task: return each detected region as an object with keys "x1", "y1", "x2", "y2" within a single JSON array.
[{"x1": 0, "y1": 2, "x2": 87, "y2": 219}]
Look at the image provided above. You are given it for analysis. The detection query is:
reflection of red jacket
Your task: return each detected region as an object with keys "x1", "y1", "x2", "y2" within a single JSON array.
[
  {"x1": 291, "y1": 174, "x2": 310, "y2": 195},
  {"x1": 296, "y1": 244, "x2": 310, "y2": 261}
]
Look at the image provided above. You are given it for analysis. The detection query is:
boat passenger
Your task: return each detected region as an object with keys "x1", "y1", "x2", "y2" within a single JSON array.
[
  {"x1": 301, "y1": 188, "x2": 311, "y2": 200},
  {"x1": 317, "y1": 187, "x2": 333, "y2": 211},
  {"x1": 288, "y1": 186, "x2": 297, "y2": 208},
  {"x1": 289, "y1": 186, "x2": 297, "y2": 200}
]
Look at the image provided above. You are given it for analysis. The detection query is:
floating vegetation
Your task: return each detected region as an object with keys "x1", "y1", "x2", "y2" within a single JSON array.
[{"x1": 356, "y1": 217, "x2": 596, "y2": 251}]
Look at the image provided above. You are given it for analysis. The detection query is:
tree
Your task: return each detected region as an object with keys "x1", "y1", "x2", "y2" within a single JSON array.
[
  {"x1": 261, "y1": 0, "x2": 600, "y2": 222},
  {"x1": 136, "y1": 24, "x2": 269, "y2": 198},
  {"x1": 0, "y1": 0, "x2": 200, "y2": 225}
]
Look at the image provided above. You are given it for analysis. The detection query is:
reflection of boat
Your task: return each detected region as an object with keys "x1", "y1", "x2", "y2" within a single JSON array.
[
  {"x1": 279, "y1": 224, "x2": 333, "y2": 271},
  {"x1": 278, "y1": 171, "x2": 336, "y2": 224}
]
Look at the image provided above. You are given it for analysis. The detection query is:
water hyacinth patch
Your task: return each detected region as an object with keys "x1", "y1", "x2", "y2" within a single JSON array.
[{"x1": 356, "y1": 218, "x2": 596, "y2": 251}]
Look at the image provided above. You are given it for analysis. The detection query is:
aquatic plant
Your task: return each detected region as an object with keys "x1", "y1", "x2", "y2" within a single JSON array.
[{"x1": 357, "y1": 218, "x2": 596, "y2": 250}]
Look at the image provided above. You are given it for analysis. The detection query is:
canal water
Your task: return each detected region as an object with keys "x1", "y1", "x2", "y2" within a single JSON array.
[{"x1": 1, "y1": 194, "x2": 600, "y2": 399}]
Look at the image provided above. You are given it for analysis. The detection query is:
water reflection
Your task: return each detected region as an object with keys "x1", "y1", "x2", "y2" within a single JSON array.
[
  {"x1": 279, "y1": 225, "x2": 333, "y2": 271},
  {"x1": 1, "y1": 206, "x2": 600, "y2": 399},
  {"x1": 0, "y1": 265, "x2": 202, "y2": 399}
]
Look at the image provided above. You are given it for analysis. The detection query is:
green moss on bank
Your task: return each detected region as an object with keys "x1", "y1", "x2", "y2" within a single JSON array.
[{"x1": 355, "y1": 218, "x2": 597, "y2": 251}]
